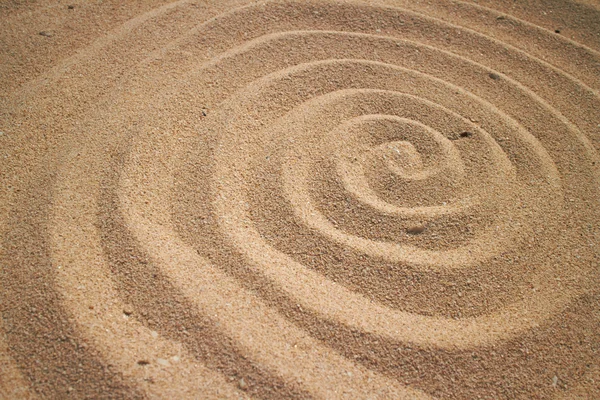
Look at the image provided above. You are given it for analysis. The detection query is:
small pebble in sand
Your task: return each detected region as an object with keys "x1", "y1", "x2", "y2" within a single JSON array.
[
  {"x1": 68, "y1": 5, "x2": 75, "y2": 9},
  {"x1": 137, "y1": 360, "x2": 150, "y2": 366},
  {"x1": 554, "y1": 29, "x2": 561, "y2": 34},
  {"x1": 39, "y1": 31, "x2": 53, "y2": 37},
  {"x1": 123, "y1": 306, "x2": 134, "y2": 316},
  {"x1": 407, "y1": 225, "x2": 426, "y2": 234},
  {"x1": 489, "y1": 73, "x2": 500, "y2": 80},
  {"x1": 239, "y1": 378, "x2": 248, "y2": 390},
  {"x1": 460, "y1": 131, "x2": 472, "y2": 138},
  {"x1": 157, "y1": 358, "x2": 169, "y2": 366}
]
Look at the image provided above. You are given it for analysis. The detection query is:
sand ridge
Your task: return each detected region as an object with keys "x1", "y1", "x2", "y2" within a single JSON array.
[{"x1": 1, "y1": 0, "x2": 600, "y2": 398}]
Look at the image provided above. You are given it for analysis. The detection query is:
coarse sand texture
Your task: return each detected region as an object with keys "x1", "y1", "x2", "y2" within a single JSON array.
[{"x1": 1, "y1": 0, "x2": 600, "y2": 398}]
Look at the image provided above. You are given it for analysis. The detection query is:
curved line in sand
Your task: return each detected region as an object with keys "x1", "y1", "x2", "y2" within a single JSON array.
[
  {"x1": 108, "y1": 3, "x2": 600, "y2": 391},
  {"x1": 6, "y1": 0, "x2": 599, "y2": 397},
  {"x1": 10, "y1": 0, "x2": 193, "y2": 101},
  {"x1": 49, "y1": 146, "x2": 245, "y2": 399},
  {"x1": 43, "y1": 6, "x2": 600, "y2": 396},
  {"x1": 118, "y1": 130, "x2": 432, "y2": 399},
  {"x1": 431, "y1": 0, "x2": 600, "y2": 58},
  {"x1": 208, "y1": 58, "x2": 594, "y2": 349},
  {"x1": 333, "y1": 115, "x2": 468, "y2": 217},
  {"x1": 279, "y1": 95, "x2": 517, "y2": 269},
  {"x1": 353, "y1": 0, "x2": 600, "y2": 90},
  {"x1": 185, "y1": 28, "x2": 600, "y2": 172},
  {"x1": 185, "y1": 1, "x2": 600, "y2": 97},
  {"x1": 213, "y1": 57, "x2": 563, "y2": 263}
]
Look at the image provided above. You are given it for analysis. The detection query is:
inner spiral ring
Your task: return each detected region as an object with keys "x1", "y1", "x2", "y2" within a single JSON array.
[
  {"x1": 165, "y1": 52, "x2": 590, "y2": 349},
  {"x1": 212, "y1": 60, "x2": 559, "y2": 270}
]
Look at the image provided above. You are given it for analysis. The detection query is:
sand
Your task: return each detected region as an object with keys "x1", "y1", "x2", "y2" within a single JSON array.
[{"x1": 1, "y1": 0, "x2": 599, "y2": 398}]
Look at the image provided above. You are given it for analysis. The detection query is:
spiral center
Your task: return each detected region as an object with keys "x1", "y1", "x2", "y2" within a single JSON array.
[
  {"x1": 333, "y1": 114, "x2": 466, "y2": 211},
  {"x1": 373, "y1": 140, "x2": 426, "y2": 180}
]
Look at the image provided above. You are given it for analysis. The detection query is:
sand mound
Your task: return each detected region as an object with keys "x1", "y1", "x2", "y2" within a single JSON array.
[{"x1": 1, "y1": 0, "x2": 599, "y2": 398}]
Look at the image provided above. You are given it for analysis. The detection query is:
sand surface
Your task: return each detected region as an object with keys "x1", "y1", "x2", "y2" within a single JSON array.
[{"x1": 1, "y1": 0, "x2": 600, "y2": 398}]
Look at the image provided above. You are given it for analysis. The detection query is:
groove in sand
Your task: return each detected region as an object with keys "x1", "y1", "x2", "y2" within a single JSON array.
[{"x1": 2, "y1": 0, "x2": 600, "y2": 398}]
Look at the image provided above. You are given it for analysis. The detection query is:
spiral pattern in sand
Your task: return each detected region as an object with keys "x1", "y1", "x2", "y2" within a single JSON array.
[{"x1": 2, "y1": 0, "x2": 600, "y2": 398}]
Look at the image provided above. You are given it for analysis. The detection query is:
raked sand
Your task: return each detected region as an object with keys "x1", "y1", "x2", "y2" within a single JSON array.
[{"x1": 1, "y1": 0, "x2": 600, "y2": 398}]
